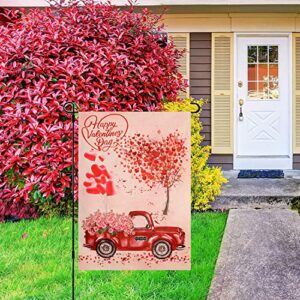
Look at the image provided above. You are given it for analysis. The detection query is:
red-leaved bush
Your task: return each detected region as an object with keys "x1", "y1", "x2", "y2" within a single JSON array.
[
  {"x1": 0, "y1": 1, "x2": 185, "y2": 220},
  {"x1": 0, "y1": 199, "x2": 38, "y2": 222}
]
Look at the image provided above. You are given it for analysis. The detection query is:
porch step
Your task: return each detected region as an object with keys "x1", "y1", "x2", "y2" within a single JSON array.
[{"x1": 212, "y1": 171, "x2": 300, "y2": 210}]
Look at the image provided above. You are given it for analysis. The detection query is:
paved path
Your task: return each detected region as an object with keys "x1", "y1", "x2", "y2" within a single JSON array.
[
  {"x1": 208, "y1": 209, "x2": 300, "y2": 300},
  {"x1": 212, "y1": 176, "x2": 300, "y2": 209}
]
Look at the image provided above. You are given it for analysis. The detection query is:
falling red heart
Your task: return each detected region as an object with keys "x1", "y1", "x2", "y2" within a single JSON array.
[
  {"x1": 86, "y1": 186, "x2": 105, "y2": 194},
  {"x1": 83, "y1": 181, "x2": 93, "y2": 187},
  {"x1": 100, "y1": 165, "x2": 111, "y2": 179},
  {"x1": 96, "y1": 184, "x2": 106, "y2": 194},
  {"x1": 106, "y1": 180, "x2": 115, "y2": 196},
  {"x1": 84, "y1": 151, "x2": 96, "y2": 161},
  {"x1": 91, "y1": 164, "x2": 102, "y2": 177}
]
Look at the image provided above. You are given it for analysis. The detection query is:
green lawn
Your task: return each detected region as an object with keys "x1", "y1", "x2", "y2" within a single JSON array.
[{"x1": 0, "y1": 213, "x2": 227, "y2": 300}]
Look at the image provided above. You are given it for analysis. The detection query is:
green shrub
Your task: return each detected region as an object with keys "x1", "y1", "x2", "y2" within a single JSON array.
[
  {"x1": 291, "y1": 197, "x2": 300, "y2": 215},
  {"x1": 28, "y1": 183, "x2": 76, "y2": 218},
  {"x1": 163, "y1": 98, "x2": 227, "y2": 211},
  {"x1": 31, "y1": 192, "x2": 78, "y2": 218}
]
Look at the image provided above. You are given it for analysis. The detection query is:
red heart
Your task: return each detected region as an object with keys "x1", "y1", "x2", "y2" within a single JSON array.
[
  {"x1": 84, "y1": 151, "x2": 96, "y2": 161},
  {"x1": 96, "y1": 184, "x2": 106, "y2": 194},
  {"x1": 86, "y1": 172, "x2": 95, "y2": 179},
  {"x1": 83, "y1": 181, "x2": 93, "y2": 187},
  {"x1": 91, "y1": 164, "x2": 102, "y2": 177},
  {"x1": 86, "y1": 187, "x2": 101, "y2": 194},
  {"x1": 106, "y1": 180, "x2": 115, "y2": 196}
]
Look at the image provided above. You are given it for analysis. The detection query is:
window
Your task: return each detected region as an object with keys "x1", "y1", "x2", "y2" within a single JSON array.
[
  {"x1": 132, "y1": 216, "x2": 149, "y2": 229},
  {"x1": 248, "y1": 45, "x2": 279, "y2": 100},
  {"x1": 168, "y1": 33, "x2": 190, "y2": 97}
]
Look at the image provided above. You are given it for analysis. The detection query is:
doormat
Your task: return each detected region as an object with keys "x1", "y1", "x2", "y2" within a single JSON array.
[{"x1": 238, "y1": 170, "x2": 284, "y2": 178}]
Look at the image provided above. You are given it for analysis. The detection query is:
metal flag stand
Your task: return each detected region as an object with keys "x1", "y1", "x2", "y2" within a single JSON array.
[
  {"x1": 63, "y1": 99, "x2": 200, "y2": 300},
  {"x1": 63, "y1": 102, "x2": 79, "y2": 300},
  {"x1": 191, "y1": 101, "x2": 201, "y2": 114}
]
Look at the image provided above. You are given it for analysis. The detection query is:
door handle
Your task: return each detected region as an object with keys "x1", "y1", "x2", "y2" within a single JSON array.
[{"x1": 239, "y1": 99, "x2": 244, "y2": 121}]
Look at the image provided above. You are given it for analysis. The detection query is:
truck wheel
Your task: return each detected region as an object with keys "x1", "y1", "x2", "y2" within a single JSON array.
[
  {"x1": 152, "y1": 240, "x2": 172, "y2": 259},
  {"x1": 96, "y1": 239, "x2": 116, "y2": 258}
]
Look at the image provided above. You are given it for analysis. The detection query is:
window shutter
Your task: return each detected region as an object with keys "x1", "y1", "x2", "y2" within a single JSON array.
[
  {"x1": 211, "y1": 33, "x2": 233, "y2": 154},
  {"x1": 293, "y1": 33, "x2": 300, "y2": 153},
  {"x1": 169, "y1": 33, "x2": 190, "y2": 97}
]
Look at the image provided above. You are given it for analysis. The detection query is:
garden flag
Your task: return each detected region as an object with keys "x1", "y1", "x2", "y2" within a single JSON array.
[{"x1": 78, "y1": 112, "x2": 191, "y2": 270}]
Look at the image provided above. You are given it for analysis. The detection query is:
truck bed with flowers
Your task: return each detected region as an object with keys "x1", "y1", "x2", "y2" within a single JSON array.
[{"x1": 83, "y1": 210, "x2": 185, "y2": 259}]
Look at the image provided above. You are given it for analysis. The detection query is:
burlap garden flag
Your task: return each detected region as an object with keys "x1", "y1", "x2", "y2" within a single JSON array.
[{"x1": 78, "y1": 112, "x2": 191, "y2": 270}]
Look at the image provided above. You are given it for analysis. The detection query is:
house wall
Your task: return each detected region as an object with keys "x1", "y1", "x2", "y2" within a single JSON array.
[
  {"x1": 164, "y1": 13, "x2": 300, "y2": 33},
  {"x1": 190, "y1": 33, "x2": 211, "y2": 147},
  {"x1": 190, "y1": 32, "x2": 234, "y2": 170},
  {"x1": 293, "y1": 155, "x2": 300, "y2": 169}
]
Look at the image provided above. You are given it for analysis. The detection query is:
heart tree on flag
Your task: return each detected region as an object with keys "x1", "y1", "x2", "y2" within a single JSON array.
[{"x1": 116, "y1": 130, "x2": 187, "y2": 215}]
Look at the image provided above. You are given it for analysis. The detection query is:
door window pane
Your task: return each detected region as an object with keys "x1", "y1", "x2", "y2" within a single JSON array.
[
  {"x1": 247, "y1": 45, "x2": 279, "y2": 100},
  {"x1": 258, "y1": 46, "x2": 268, "y2": 62},
  {"x1": 269, "y1": 81, "x2": 279, "y2": 99},
  {"x1": 269, "y1": 46, "x2": 278, "y2": 63},
  {"x1": 258, "y1": 64, "x2": 268, "y2": 81},
  {"x1": 258, "y1": 81, "x2": 268, "y2": 99},
  {"x1": 248, "y1": 46, "x2": 257, "y2": 63},
  {"x1": 248, "y1": 82, "x2": 257, "y2": 100},
  {"x1": 248, "y1": 64, "x2": 257, "y2": 81},
  {"x1": 269, "y1": 64, "x2": 278, "y2": 78}
]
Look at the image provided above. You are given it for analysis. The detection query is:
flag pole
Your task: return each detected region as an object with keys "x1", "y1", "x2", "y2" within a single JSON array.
[{"x1": 63, "y1": 102, "x2": 78, "y2": 300}]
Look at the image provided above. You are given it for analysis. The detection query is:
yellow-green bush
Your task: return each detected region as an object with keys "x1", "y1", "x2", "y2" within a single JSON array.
[{"x1": 163, "y1": 98, "x2": 227, "y2": 211}]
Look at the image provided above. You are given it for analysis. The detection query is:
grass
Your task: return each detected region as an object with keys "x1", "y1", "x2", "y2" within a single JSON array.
[{"x1": 0, "y1": 213, "x2": 227, "y2": 300}]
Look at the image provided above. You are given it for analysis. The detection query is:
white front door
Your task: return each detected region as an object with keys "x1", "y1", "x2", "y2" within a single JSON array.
[{"x1": 235, "y1": 35, "x2": 292, "y2": 169}]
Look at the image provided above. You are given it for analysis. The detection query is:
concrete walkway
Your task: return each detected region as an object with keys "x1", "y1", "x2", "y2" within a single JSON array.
[
  {"x1": 212, "y1": 171, "x2": 300, "y2": 209},
  {"x1": 208, "y1": 209, "x2": 300, "y2": 300}
]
